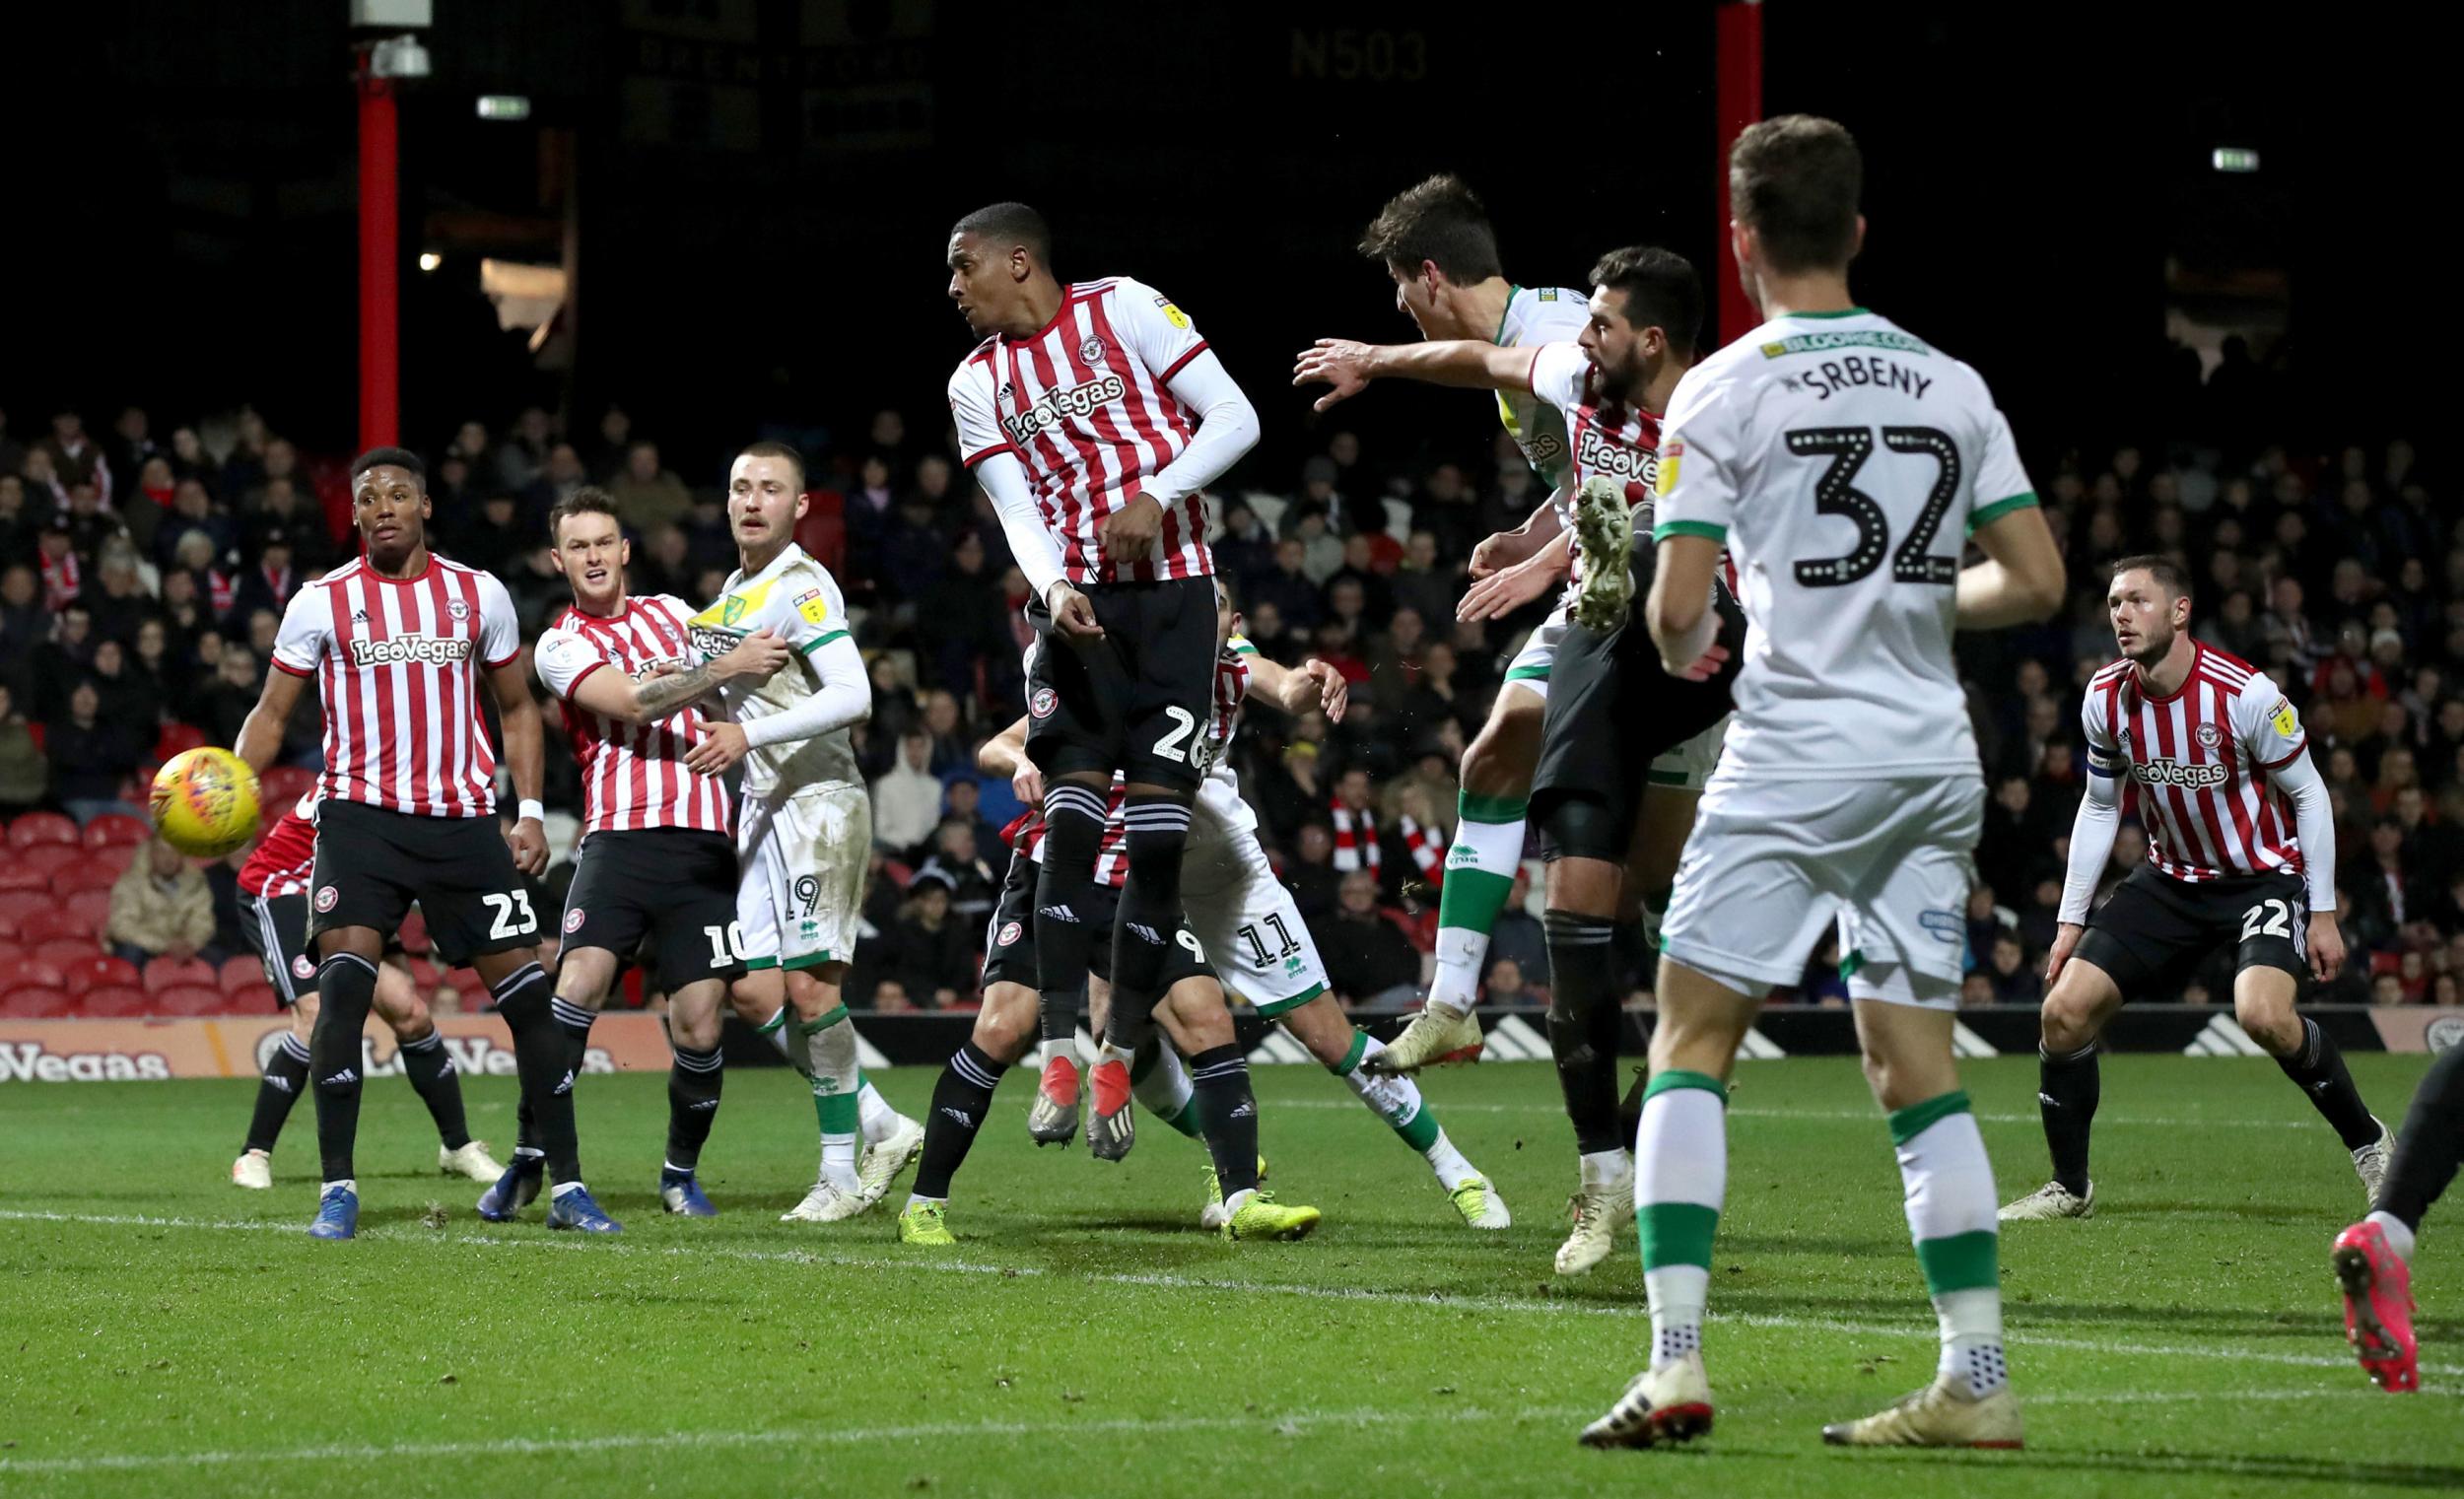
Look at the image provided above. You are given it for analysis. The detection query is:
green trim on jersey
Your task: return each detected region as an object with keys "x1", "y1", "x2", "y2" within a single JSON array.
[
  {"x1": 1966, "y1": 492, "x2": 2039, "y2": 534},
  {"x1": 744, "y1": 956, "x2": 780, "y2": 972},
  {"x1": 1492, "y1": 285, "x2": 1519, "y2": 345},
  {"x1": 1502, "y1": 662, "x2": 1552, "y2": 683},
  {"x1": 1785, "y1": 307, "x2": 1871, "y2": 320},
  {"x1": 1653, "y1": 519, "x2": 1729, "y2": 545},
  {"x1": 799, "y1": 629, "x2": 849, "y2": 655}
]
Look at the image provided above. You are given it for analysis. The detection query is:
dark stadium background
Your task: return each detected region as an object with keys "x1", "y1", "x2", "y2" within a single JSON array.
[{"x1": 5, "y1": 3, "x2": 2434, "y2": 474}]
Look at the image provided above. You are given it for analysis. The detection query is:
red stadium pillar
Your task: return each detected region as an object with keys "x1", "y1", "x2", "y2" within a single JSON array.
[
  {"x1": 1713, "y1": 0, "x2": 1764, "y2": 347},
  {"x1": 356, "y1": 51, "x2": 400, "y2": 452}
]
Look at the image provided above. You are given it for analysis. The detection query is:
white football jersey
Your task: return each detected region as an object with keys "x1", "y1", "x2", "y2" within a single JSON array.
[
  {"x1": 1654, "y1": 308, "x2": 2035, "y2": 781},
  {"x1": 686, "y1": 544, "x2": 861, "y2": 797},
  {"x1": 1492, "y1": 284, "x2": 1590, "y2": 499}
]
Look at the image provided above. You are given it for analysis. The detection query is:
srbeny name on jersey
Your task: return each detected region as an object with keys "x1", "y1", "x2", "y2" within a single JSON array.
[
  {"x1": 1000, "y1": 373, "x2": 1129, "y2": 447},
  {"x1": 348, "y1": 634, "x2": 475, "y2": 668},
  {"x1": 1785, "y1": 355, "x2": 1935, "y2": 403}
]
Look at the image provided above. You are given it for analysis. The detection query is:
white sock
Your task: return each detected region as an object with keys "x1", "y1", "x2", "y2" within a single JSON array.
[
  {"x1": 1579, "y1": 1148, "x2": 1631, "y2": 1190},
  {"x1": 1637, "y1": 1078, "x2": 1725, "y2": 1370},
  {"x1": 905, "y1": 1192, "x2": 946, "y2": 1210},
  {"x1": 1129, "y1": 1040, "x2": 1193, "y2": 1121},
  {"x1": 856, "y1": 1079, "x2": 899, "y2": 1144},
  {"x1": 550, "y1": 1180, "x2": 585, "y2": 1200},
  {"x1": 767, "y1": 1006, "x2": 813, "y2": 1078},
  {"x1": 1893, "y1": 1094, "x2": 2009, "y2": 1399},
  {"x1": 321, "y1": 1178, "x2": 356, "y2": 1194},
  {"x1": 1427, "y1": 809, "x2": 1528, "y2": 1015},
  {"x1": 2368, "y1": 1210, "x2": 2418, "y2": 1261},
  {"x1": 1335, "y1": 1034, "x2": 1474, "y2": 1189}
]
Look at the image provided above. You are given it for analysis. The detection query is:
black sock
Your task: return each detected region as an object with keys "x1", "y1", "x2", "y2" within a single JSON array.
[
  {"x1": 495, "y1": 963, "x2": 582, "y2": 1186},
  {"x1": 1039, "y1": 981, "x2": 1079, "y2": 1054},
  {"x1": 1616, "y1": 1062, "x2": 1650, "y2": 1158},
  {"x1": 310, "y1": 953, "x2": 379, "y2": 1182},
  {"x1": 394, "y1": 1029, "x2": 472, "y2": 1151},
  {"x1": 1190, "y1": 1044, "x2": 1261, "y2": 1196},
  {"x1": 1543, "y1": 910, "x2": 1624, "y2": 1156},
  {"x1": 1034, "y1": 782, "x2": 1110, "y2": 1025},
  {"x1": 663, "y1": 1044, "x2": 724, "y2": 1175},
  {"x1": 1113, "y1": 793, "x2": 1192, "y2": 1005},
  {"x1": 2274, "y1": 1017, "x2": 2381, "y2": 1151},
  {"x1": 2379, "y1": 1042, "x2": 2464, "y2": 1230},
  {"x1": 2039, "y1": 1041, "x2": 2100, "y2": 1196},
  {"x1": 913, "y1": 1042, "x2": 1007, "y2": 1199},
  {"x1": 243, "y1": 1031, "x2": 312, "y2": 1155}
]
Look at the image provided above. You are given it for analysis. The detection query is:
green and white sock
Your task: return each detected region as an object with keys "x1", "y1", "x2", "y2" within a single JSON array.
[
  {"x1": 1890, "y1": 1090, "x2": 2009, "y2": 1398},
  {"x1": 1329, "y1": 1031, "x2": 1475, "y2": 1189},
  {"x1": 762, "y1": 1004, "x2": 818, "y2": 1081},
  {"x1": 804, "y1": 1006, "x2": 862, "y2": 1192},
  {"x1": 855, "y1": 1070, "x2": 899, "y2": 1145},
  {"x1": 1637, "y1": 1069, "x2": 1726, "y2": 1369},
  {"x1": 1427, "y1": 791, "x2": 1528, "y2": 1014},
  {"x1": 1127, "y1": 1037, "x2": 1200, "y2": 1139}
]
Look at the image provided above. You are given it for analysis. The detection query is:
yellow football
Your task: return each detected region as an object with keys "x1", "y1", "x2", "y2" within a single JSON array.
[{"x1": 149, "y1": 747, "x2": 263, "y2": 858}]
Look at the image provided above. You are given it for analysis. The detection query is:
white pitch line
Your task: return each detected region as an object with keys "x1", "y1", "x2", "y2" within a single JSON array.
[
  {"x1": 1, "y1": 1208, "x2": 2441, "y2": 1379},
  {"x1": 1274, "y1": 1099, "x2": 2326, "y2": 1128},
  {"x1": 0, "y1": 1385, "x2": 2423, "y2": 1476}
]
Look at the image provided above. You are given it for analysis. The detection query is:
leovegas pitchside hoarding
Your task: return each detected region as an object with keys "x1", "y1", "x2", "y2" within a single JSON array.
[{"x1": 0, "y1": 1014, "x2": 675, "y2": 1083}]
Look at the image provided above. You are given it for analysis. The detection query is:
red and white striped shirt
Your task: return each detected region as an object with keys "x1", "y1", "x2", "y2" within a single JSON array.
[
  {"x1": 271, "y1": 555, "x2": 519, "y2": 818},
  {"x1": 533, "y1": 594, "x2": 731, "y2": 836},
  {"x1": 1011, "y1": 778, "x2": 1129, "y2": 890},
  {"x1": 947, "y1": 277, "x2": 1215, "y2": 584},
  {"x1": 1530, "y1": 341, "x2": 1666, "y2": 570},
  {"x1": 238, "y1": 799, "x2": 317, "y2": 898},
  {"x1": 2083, "y1": 642, "x2": 2309, "y2": 884}
]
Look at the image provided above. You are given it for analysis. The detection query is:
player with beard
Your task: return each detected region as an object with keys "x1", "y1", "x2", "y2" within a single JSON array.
[
  {"x1": 2002, "y1": 556, "x2": 2385, "y2": 1223},
  {"x1": 235, "y1": 447, "x2": 585, "y2": 1240},
  {"x1": 1296, "y1": 246, "x2": 1741, "y2": 1278}
]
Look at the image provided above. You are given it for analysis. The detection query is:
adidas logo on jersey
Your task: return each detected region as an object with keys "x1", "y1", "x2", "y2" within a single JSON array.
[
  {"x1": 999, "y1": 374, "x2": 1129, "y2": 447},
  {"x1": 349, "y1": 634, "x2": 474, "y2": 668},
  {"x1": 2134, "y1": 758, "x2": 2230, "y2": 789}
]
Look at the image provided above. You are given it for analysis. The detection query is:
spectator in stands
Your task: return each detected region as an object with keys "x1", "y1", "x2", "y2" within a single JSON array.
[
  {"x1": 610, "y1": 441, "x2": 692, "y2": 532},
  {"x1": 1482, "y1": 956, "x2": 1540, "y2": 1008},
  {"x1": 915, "y1": 815, "x2": 999, "y2": 933},
  {"x1": 0, "y1": 683, "x2": 45, "y2": 812},
  {"x1": 1985, "y1": 932, "x2": 2039, "y2": 1005},
  {"x1": 1285, "y1": 820, "x2": 1339, "y2": 921},
  {"x1": 0, "y1": 564, "x2": 43, "y2": 683},
  {"x1": 915, "y1": 530, "x2": 1009, "y2": 695},
  {"x1": 33, "y1": 603, "x2": 96, "y2": 716},
  {"x1": 943, "y1": 780, "x2": 1002, "y2": 869},
  {"x1": 0, "y1": 474, "x2": 32, "y2": 566},
  {"x1": 1250, "y1": 537, "x2": 1323, "y2": 635},
  {"x1": 920, "y1": 689, "x2": 971, "y2": 776},
  {"x1": 47, "y1": 680, "x2": 143, "y2": 825},
  {"x1": 1214, "y1": 502, "x2": 1274, "y2": 594},
  {"x1": 58, "y1": 482, "x2": 120, "y2": 566},
  {"x1": 871, "y1": 731, "x2": 944, "y2": 858},
  {"x1": 869, "y1": 979, "x2": 916, "y2": 1013},
  {"x1": 198, "y1": 647, "x2": 263, "y2": 749},
  {"x1": 1318, "y1": 869, "x2": 1422, "y2": 1009},
  {"x1": 1391, "y1": 529, "x2": 1456, "y2": 633},
  {"x1": 38, "y1": 409, "x2": 111, "y2": 503},
  {"x1": 82, "y1": 543, "x2": 154, "y2": 646},
  {"x1": 228, "y1": 535, "x2": 298, "y2": 629},
  {"x1": 106, "y1": 835, "x2": 218, "y2": 969},
  {"x1": 1484, "y1": 866, "x2": 1546, "y2": 988},
  {"x1": 87, "y1": 639, "x2": 160, "y2": 732},
  {"x1": 889, "y1": 873, "x2": 977, "y2": 1008},
  {"x1": 876, "y1": 487, "x2": 948, "y2": 605}
]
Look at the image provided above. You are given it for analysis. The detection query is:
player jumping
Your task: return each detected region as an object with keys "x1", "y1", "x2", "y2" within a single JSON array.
[
  {"x1": 236, "y1": 447, "x2": 592, "y2": 1240},
  {"x1": 681, "y1": 443, "x2": 922, "y2": 1223},
  {"x1": 944, "y1": 200, "x2": 1281, "y2": 1222},
  {"x1": 1587, "y1": 116, "x2": 2066, "y2": 1449},
  {"x1": 2000, "y1": 557, "x2": 2384, "y2": 1223},
  {"x1": 1296, "y1": 245, "x2": 1731, "y2": 1275},
  {"x1": 229, "y1": 791, "x2": 504, "y2": 1192},
  {"x1": 998, "y1": 579, "x2": 1507, "y2": 1226}
]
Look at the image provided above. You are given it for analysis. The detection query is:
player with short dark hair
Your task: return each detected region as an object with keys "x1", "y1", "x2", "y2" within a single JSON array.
[
  {"x1": 1297, "y1": 243, "x2": 1740, "y2": 1279},
  {"x1": 530, "y1": 486, "x2": 803, "y2": 1217},
  {"x1": 944, "y1": 200, "x2": 1266, "y2": 1184},
  {"x1": 2003, "y1": 556, "x2": 2384, "y2": 1223},
  {"x1": 1597, "y1": 112, "x2": 2068, "y2": 1449},
  {"x1": 1344, "y1": 176, "x2": 1601, "y2": 1057},
  {"x1": 235, "y1": 447, "x2": 596, "y2": 1239}
]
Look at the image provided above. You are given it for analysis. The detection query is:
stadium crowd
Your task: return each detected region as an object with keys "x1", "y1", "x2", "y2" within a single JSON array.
[{"x1": 0, "y1": 365, "x2": 2456, "y2": 1015}]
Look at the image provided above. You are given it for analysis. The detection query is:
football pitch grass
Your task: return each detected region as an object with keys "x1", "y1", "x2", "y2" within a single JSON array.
[{"x1": 3, "y1": 1054, "x2": 2459, "y2": 1497}]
